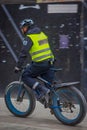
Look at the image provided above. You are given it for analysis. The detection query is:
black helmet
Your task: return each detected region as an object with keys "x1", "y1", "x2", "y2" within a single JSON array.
[{"x1": 20, "y1": 19, "x2": 34, "y2": 28}]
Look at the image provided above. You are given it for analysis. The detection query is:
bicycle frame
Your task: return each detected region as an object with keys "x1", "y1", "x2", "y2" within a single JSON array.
[{"x1": 17, "y1": 65, "x2": 80, "y2": 109}]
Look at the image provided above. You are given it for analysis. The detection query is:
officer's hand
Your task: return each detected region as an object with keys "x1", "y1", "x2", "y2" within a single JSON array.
[{"x1": 14, "y1": 66, "x2": 21, "y2": 73}]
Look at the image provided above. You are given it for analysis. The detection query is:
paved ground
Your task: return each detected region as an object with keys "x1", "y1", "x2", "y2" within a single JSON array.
[{"x1": 0, "y1": 97, "x2": 87, "y2": 130}]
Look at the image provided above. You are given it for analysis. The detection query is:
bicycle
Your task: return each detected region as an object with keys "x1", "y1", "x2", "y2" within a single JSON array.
[{"x1": 4, "y1": 64, "x2": 87, "y2": 126}]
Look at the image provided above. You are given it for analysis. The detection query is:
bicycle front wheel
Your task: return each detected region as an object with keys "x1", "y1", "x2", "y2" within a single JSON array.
[{"x1": 5, "y1": 81, "x2": 36, "y2": 117}]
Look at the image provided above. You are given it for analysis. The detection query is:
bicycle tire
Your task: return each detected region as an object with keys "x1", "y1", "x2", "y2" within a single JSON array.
[
  {"x1": 4, "y1": 81, "x2": 36, "y2": 117},
  {"x1": 51, "y1": 86, "x2": 87, "y2": 126}
]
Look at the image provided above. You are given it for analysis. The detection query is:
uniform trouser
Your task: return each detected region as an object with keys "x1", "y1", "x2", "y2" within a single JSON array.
[{"x1": 22, "y1": 61, "x2": 55, "y2": 88}]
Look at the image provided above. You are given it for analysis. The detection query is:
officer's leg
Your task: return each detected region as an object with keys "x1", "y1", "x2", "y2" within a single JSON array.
[
  {"x1": 41, "y1": 67, "x2": 55, "y2": 88},
  {"x1": 22, "y1": 63, "x2": 50, "y2": 99}
]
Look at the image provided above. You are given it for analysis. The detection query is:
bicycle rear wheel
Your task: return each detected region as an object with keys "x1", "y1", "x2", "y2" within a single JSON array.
[
  {"x1": 51, "y1": 86, "x2": 87, "y2": 125},
  {"x1": 5, "y1": 81, "x2": 36, "y2": 117}
]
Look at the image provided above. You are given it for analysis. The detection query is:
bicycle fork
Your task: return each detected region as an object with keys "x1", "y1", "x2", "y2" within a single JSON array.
[{"x1": 17, "y1": 85, "x2": 25, "y2": 102}]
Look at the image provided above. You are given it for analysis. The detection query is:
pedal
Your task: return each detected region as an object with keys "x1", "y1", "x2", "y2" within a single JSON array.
[{"x1": 43, "y1": 100, "x2": 49, "y2": 108}]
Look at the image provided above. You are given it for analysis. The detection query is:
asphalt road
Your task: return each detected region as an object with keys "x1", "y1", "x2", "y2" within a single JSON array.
[{"x1": 0, "y1": 97, "x2": 87, "y2": 130}]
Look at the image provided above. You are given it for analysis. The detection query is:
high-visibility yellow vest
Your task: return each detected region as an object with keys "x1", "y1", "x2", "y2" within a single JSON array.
[{"x1": 27, "y1": 32, "x2": 54, "y2": 62}]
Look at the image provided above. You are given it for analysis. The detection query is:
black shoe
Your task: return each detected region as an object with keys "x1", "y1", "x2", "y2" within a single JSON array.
[
  {"x1": 34, "y1": 89, "x2": 45, "y2": 100},
  {"x1": 34, "y1": 85, "x2": 50, "y2": 100},
  {"x1": 38, "y1": 85, "x2": 50, "y2": 95}
]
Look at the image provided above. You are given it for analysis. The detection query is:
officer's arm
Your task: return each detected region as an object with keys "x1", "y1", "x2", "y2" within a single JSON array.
[{"x1": 16, "y1": 37, "x2": 33, "y2": 68}]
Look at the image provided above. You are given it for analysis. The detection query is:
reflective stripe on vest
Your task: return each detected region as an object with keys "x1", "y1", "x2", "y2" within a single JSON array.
[{"x1": 27, "y1": 32, "x2": 54, "y2": 62}]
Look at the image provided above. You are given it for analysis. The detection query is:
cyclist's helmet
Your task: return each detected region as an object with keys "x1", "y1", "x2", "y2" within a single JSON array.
[{"x1": 20, "y1": 19, "x2": 34, "y2": 28}]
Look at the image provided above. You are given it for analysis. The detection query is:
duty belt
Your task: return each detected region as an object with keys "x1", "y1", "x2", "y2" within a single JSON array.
[{"x1": 33, "y1": 58, "x2": 54, "y2": 65}]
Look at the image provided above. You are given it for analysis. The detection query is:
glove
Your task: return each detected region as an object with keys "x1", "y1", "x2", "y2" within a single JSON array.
[{"x1": 14, "y1": 66, "x2": 21, "y2": 73}]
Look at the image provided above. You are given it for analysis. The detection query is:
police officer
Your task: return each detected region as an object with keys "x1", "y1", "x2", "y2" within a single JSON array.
[{"x1": 15, "y1": 18, "x2": 55, "y2": 99}]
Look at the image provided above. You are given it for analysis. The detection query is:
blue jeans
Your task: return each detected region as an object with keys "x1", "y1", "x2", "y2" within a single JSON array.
[{"x1": 22, "y1": 61, "x2": 55, "y2": 88}]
